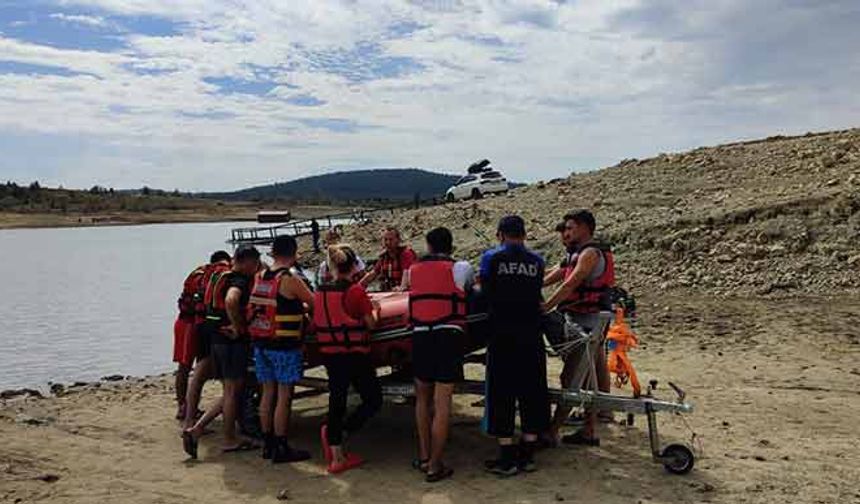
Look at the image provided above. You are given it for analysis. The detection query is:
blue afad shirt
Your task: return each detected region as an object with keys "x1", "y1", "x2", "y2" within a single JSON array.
[{"x1": 479, "y1": 243, "x2": 545, "y2": 331}]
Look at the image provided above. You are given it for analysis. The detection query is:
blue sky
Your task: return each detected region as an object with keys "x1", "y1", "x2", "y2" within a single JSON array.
[{"x1": 0, "y1": 0, "x2": 858, "y2": 191}]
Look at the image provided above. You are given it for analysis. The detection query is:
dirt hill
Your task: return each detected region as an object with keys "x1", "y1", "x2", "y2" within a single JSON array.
[{"x1": 342, "y1": 128, "x2": 860, "y2": 296}]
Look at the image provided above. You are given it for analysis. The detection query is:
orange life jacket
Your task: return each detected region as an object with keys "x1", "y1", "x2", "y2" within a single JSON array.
[
  {"x1": 246, "y1": 267, "x2": 304, "y2": 341},
  {"x1": 203, "y1": 267, "x2": 237, "y2": 327},
  {"x1": 408, "y1": 256, "x2": 467, "y2": 329},
  {"x1": 178, "y1": 265, "x2": 207, "y2": 318},
  {"x1": 376, "y1": 246, "x2": 414, "y2": 291},
  {"x1": 559, "y1": 242, "x2": 616, "y2": 313},
  {"x1": 312, "y1": 283, "x2": 370, "y2": 354},
  {"x1": 606, "y1": 307, "x2": 641, "y2": 397}
]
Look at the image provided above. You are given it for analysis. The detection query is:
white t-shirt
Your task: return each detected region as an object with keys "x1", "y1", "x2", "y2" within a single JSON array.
[{"x1": 316, "y1": 255, "x2": 366, "y2": 286}]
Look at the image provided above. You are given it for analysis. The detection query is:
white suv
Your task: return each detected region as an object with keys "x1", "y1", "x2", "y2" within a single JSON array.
[{"x1": 445, "y1": 170, "x2": 509, "y2": 202}]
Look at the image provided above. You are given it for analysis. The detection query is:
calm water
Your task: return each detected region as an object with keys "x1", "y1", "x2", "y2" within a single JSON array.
[{"x1": 0, "y1": 221, "x2": 263, "y2": 390}]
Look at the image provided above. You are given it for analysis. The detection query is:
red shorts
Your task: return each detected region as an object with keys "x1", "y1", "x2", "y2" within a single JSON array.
[{"x1": 173, "y1": 318, "x2": 198, "y2": 367}]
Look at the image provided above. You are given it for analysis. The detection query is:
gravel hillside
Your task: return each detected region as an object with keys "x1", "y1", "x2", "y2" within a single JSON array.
[{"x1": 340, "y1": 128, "x2": 860, "y2": 296}]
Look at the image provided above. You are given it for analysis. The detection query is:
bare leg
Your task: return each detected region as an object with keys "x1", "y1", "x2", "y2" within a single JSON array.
[
  {"x1": 184, "y1": 356, "x2": 213, "y2": 429},
  {"x1": 184, "y1": 396, "x2": 223, "y2": 441},
  {"x1": 273, "y1": 384, "x2": 293, "y2": 437},
  {"x1": 260, "y1": 382, "x2": 276, "y2": 436},
  {"x1": 428, "y1": 382, "x2": 454, "y2": 473},
  {"x1": 414, "y1": 379, "x2": 433, "y2": 464},
  {"x1": 221, "y1": 378, "x2": 245, "y2": 449},
  {"x1": 175, "y1": 364, "x2": 191, "y2": 414}
]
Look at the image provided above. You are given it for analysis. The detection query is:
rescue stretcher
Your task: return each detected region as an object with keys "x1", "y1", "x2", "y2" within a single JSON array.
[{"x1": 297, "y1": 291, "x2": 697, "y2": 475}]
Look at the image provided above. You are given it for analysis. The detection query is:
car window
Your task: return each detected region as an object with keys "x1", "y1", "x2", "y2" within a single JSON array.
[
  {"x1": 460, "y1": 175, "x2": 476, "y2": 184},
  {"x1": 481, "y1": 171, "x2": 502, "y2": 179}
]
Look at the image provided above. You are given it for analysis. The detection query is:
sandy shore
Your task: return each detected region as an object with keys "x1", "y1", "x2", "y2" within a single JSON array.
[{"x1": 2, "y1": 294, "x2": 859, "y2": 504}]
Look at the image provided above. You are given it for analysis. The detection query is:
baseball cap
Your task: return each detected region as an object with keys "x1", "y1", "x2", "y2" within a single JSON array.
[{"x1": 497, "y1": 215, "x2": 526, "y2": 237}]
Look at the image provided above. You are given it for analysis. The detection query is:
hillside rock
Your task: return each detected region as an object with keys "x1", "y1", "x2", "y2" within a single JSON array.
[{"x1": 342, "y1": 128, "x2": 860, "y2": 296}]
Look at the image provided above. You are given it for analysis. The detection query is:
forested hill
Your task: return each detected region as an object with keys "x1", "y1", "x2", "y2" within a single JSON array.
[{"x1": 208, "y1": 169, "x2": 460, "y2": 202}]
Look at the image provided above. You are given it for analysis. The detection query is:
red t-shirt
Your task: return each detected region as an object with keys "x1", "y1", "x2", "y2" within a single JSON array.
[{"x1": 343, "y1": 283, "x2": 374, "y2": 320}]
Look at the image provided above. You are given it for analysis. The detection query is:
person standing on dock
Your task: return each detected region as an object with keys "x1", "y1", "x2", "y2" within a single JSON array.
[
  {"x1": 360, "y1": 226, "x2": 417, "y2": 291},
  {"x1": 311, "y1": 219, "x2": 320, "y2": 253}
]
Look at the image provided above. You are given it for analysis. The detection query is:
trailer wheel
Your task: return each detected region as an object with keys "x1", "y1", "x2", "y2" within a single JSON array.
[{"x1": 661, "y1": 444, "x2": 694, "y2": 475}]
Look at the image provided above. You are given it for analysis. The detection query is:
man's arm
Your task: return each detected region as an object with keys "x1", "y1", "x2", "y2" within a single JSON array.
[
  {"x1": 543, "y1": 248, "x2": 599, "y2": 312},
  {"x1": 224, "y1": 286, "x2": 247, "y2": 338},
  {"x1": 282, "y1": 275, "x2": 314, "y2": 309},
  {"x1": 544, "y1": 266, "x2": 565, "y2": 286}
]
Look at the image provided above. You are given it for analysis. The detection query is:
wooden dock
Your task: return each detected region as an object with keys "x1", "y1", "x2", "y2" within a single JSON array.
[{"x1": 228, "y1": 208, "x2": 393, "y2": 246}]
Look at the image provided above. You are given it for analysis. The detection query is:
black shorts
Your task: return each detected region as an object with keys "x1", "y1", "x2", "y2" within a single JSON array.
[
  {"x1": 484, "y1": 339, "x2": 550, "y2": 438},
  {"x1": 212, "y1": 341, "x2": 249, "y2": 381},
  {"x1": 412, "y1": 327, "x2": 464, "y2": 383}
]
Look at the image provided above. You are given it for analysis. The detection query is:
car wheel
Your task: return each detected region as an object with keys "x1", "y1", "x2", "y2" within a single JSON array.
[
  {"x1": 471, "y1": 188, "x2": 482, "y2": 200},
  {"x1": 446, "y1": 192, "x2": 455, "y2": 203}
]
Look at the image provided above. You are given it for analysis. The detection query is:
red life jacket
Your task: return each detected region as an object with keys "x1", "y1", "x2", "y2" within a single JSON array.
[
  {"x1": 312, "y1": 283, "x2": 370, "y2": 354},
  {"x1": 408, "y1": 256, "x2": 467, "y2": 329},
  {"x1": 376, "y1": 246, "x2": 414, "y2": 291},
  {"x1": 203, "y1": 268, "x2": 237, "y2": 327},
  {"x1": 246, "y1": 267, "x2": 304, "y2": 341},
  {"x1": 178, "y1": 265, "x2": 206, "y2": 319},
  {"x1": 559, "y1": 242, "x2": 616, "y2": 314}
]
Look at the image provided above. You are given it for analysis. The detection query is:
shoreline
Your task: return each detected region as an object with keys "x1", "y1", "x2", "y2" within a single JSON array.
[{"x1": 0, "y1": 204, "x2": 349, "y2": 231}]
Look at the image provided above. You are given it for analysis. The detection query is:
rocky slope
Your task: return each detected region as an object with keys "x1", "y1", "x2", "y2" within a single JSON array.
[{"x1": 341, "y1": 128, "x2": 860, "y2": 296}]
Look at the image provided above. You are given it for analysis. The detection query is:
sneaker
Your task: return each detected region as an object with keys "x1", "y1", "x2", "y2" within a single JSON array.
[
  {"x1": 484, "y1": 458, "x2": 519, "y2": 478},
  {"x1": 517, "y1": 443, "x2": 537, "y2": 473},
  {"x1": 272, "y1": 440, "x2": 311, "y2": 464},
  {"x1": 262, "y1": 433, "x2": 275, "y2": 460}
]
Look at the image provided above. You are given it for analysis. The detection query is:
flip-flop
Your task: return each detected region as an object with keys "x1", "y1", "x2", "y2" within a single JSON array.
[
  {"x1": 327, "y1": 452, "x2": 364, "y2": 474},
  {"x1": 425, "y1": 465, "x2": 454, "y2": 483},
  {"x1": 222, "y1": 440, "x2": 259, "y2": 453},
  {"x1": 182, "y1": 431, "x2": 198, "y2": 460}
]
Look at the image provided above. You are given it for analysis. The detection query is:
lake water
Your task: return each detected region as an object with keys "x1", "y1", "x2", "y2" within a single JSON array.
[{"x1": 0, "y1": 221, "x2": 276, "y2": 390}]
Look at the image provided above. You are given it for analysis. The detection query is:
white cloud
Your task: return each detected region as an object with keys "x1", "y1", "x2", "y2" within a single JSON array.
[
  {"x1": 49, "y1": 12, "x2": 110, "y2": 28},
  {"x1": 1, "y1": 0, "x2": 858, "y2": 191}
]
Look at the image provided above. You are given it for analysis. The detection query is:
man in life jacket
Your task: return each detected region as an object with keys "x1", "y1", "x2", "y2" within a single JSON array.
[
  {"x1": 359, "y1": 226, "x2": 417, "y2": 291},
  {"x1": 479, "y1": 215, "x2": 550, "y2": 478},
  {"x1": 402, "y1": 227, "x2": 475, "y2": 482},
  {"x1": 543, "y1": 209, "x2": 615, "y2": 447},
  {"x1": 174, "y1": 250, "x2": 231, "y2": 422},
  {"x1": 314, "y1": 243, "x2": 383, "y2": 474},
  {"x1": 182, "y1": 245, "x2": 261, "y2": 458},
  {"x1": 247, "y1": 235, "x2": 314, "y2": 463}
]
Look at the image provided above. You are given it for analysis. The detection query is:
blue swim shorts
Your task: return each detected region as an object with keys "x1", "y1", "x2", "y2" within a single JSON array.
[{"x1": 253, "y1": 346, "x2": 303, "y2": 385}]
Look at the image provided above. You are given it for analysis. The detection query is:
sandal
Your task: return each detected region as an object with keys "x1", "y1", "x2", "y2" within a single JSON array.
[
  {"x1": 425, "y1": 465, "x2": 454, "y2": 483},
  {"x1": 222, "y1": 440, "x2": 260, "y2": 453},
  {"x1": 182, "y1": 430, "x2": 198, "y2": 460},
  {"x1": 412, "y1": 458, "x2": 429, "y2": 473}
]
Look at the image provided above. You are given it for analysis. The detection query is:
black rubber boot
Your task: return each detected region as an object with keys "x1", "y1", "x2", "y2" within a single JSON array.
[
  {"x1": 517, "y1": 440, "x2": 538, "y2": 473},
  {"x1": 484, "y1": 445, "x2": 519, "y2": 478},
  {"x1": 262, "y1": 433, "x2": 275, "y2": 460}
]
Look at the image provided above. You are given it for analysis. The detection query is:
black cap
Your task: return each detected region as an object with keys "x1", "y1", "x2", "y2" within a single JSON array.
[
  {"x1": 271, "y1": 235, "x2": 298, "y2": 257},
  {"x1": 497, "y1": 215, "x2": 526, "y2": 238},
  {"x1": 234, "y1": 244, "x2": 260, "y2": 261}
]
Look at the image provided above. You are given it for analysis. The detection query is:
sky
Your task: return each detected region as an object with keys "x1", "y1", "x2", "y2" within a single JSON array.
[{"x1": 0, "y1": 0, "x2": 858, "y2": 192}]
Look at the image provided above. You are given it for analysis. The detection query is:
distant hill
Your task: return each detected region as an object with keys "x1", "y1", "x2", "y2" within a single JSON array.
[{"x1": 208, "y1": 169, "x2": 461, "y2": 203}]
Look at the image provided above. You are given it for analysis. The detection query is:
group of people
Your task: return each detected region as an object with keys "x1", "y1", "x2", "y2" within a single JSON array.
[{"x1": 171, "y1": 208, "x2": 616, "y2": 482}]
